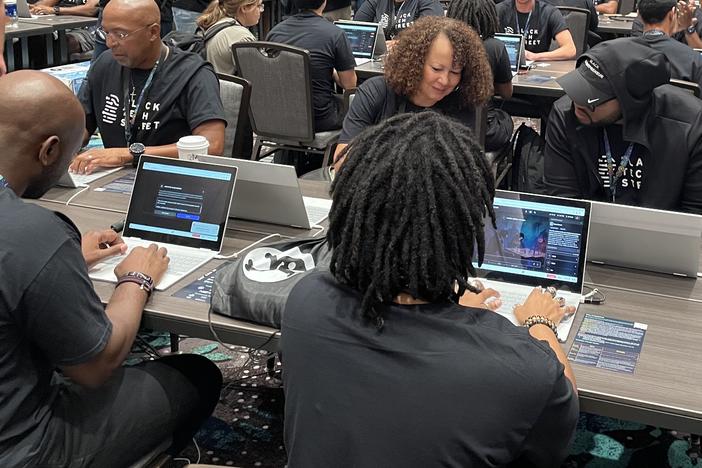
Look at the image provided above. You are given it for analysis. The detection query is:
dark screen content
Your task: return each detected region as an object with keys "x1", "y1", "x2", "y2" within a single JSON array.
[{"x1": 340, "y1": 26, "x2": 377, "y2": 57}]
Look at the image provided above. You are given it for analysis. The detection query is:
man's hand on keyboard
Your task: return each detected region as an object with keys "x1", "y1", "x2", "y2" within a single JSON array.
[
  {"x1": 513, "y1": 287, "x2": 576, "y2": 326},
  {"x1": 82, "y1": 229, "x2": 127, "y2": 268},
  {"x1": 114, "y1": 244, "x2": 170, "y2": 285},
  {"x1": 459, "y1": 287, "x2": 502, "y2": 311}
]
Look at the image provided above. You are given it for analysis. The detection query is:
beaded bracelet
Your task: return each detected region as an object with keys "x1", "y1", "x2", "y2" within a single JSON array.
[{"x1": 523, "y1": 315, "x2": 558, "y2": 336}]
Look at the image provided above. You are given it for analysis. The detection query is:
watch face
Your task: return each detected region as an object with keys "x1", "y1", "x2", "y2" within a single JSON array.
[{"x1": 129, "y1": 142, "x2": 145, "y2": 154}]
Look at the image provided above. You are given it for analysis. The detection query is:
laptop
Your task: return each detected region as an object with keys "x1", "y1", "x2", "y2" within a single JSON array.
[
  {"x1": 57, "y1": 167, "x2": 122, "y2": 188},
  {"x1": 88, "y1": 155, "x2": 238, "y2": 290},
  {"x1": 16, "y1": 0, "x2": 40, "y2": 18},
  {"x1": 494, "y1": 33, "x2": 523, "y2": 76},
  {"x1": 335, "y1": 20, "x2": 385, "y2": 66},
  {"x1": 194, "y1": 155, "x2": 332, "y2": 229},
  {"x1": 588, "y1": 201, "x2": 702, "y2": 278},
  {"x1": 473, "y1": 190, "x2": 591, "y2": 341}
]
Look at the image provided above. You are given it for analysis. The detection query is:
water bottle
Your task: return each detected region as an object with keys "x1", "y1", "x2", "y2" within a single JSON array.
[{"x1": 4, "y1": 0, "x2": 18, "y2": 28}]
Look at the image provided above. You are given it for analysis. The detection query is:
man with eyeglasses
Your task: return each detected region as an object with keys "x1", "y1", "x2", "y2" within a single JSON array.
[
  {"x1": 70, "y1": 0, "x2": 226, "y2": 175},
  {"x1": 544, "y1": 38, "x2": 702, "y2": 214}
]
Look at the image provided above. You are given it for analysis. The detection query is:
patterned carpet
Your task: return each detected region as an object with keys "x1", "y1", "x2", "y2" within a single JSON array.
[{"x1": 131, "y1": 331, "x2": 700, "y2": 468}]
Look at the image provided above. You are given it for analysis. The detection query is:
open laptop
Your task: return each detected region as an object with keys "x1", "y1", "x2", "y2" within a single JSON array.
[
  {"x1": 335, "y1": 20, "x2": 385, "y2": 66},
  {"x1": 473, "y1": 190, "x2": 591, "y2": 341},
  {"x1": 494, "y1": 33, "x2": 523, "y2": 76},
  {"x1": 588, "y1": 201, "x2": 702, "y2": 278},
  {"x1": 88, "y1": 155, "x2": 238, "y2": 290},
  {"x1": 57, "y1": 167, "x2": 122, "y2": 188},
  {"x1": 16, "y1": 0, "x2": 40, "y2": 18},
  {"x1": 194, "y1": 155, "x2": 332, "y2": 229}
]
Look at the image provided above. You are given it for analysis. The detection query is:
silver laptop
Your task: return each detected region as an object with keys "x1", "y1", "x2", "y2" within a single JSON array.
[
  {"x1": 473, "y1": 190, "x2": 591, "y2": 341},
  {"x1": 194, "y1": 155, "x2": 332, "y2": 229},
  {"x1": 588, "y1": 201, "x2": 702, "y2": 278},
  {"x1": 335, "y1": 20, "x2": 385, "y2": 66},
  {"x1": 16, "y1": 0, "x2": 40, "y2": 18},
  {"x1": 89, "y1": 155, "x2": 238, "y2": 290},
  {"x1": 57, "y1": 167, "x2": 121, "y2": 188},
  {"x1": 494, "y1": 33, "x2": 523, "y2": 76}
]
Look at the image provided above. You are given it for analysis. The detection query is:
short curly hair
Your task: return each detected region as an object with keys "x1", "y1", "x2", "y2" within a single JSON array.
[{"x1": 384, "y1": 16, "x2": 493, "y2": 107}]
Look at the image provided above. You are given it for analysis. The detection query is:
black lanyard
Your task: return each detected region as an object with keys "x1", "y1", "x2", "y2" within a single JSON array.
[
  {"x1": 121, "y1": 45, "x2": 168, "y2": 145},
  {"x1": 515, "y1": 10, "x2": 532, "y2": 36},
  {"x1": 603, "y1": 127, "x2": 635, "y2": 202}
]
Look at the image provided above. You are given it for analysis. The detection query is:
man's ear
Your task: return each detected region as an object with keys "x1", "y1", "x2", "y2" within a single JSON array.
[{"x1": 38, "y1": 135, "x2": 62, "y2": 168}]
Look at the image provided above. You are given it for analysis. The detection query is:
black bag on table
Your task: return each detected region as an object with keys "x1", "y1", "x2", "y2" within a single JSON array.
[{"x1": 210, "y1": 237, "x2": 331, "y2": 328}]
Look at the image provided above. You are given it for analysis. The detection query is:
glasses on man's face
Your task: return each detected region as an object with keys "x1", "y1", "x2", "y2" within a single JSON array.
[{"x1": 97, "y1": 23, "x2": 156, "y2": 42}]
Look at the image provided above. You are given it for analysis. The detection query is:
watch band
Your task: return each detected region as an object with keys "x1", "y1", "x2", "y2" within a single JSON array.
[
  {"x1": 687, "y1": 25, "x2": 697, "y2": 34},
  {"x1": 53, "y1": 5, "x2": 60, "y2": 14},
  {"x1": 117, "y1": 271, "x2": 154, "y2": 296}
]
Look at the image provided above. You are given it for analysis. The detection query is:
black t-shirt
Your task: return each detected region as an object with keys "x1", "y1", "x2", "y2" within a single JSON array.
[
  {"x1": 636, "y1": 30, "x2": 702, "y2": 89},
  {"x1": 78, "y1": 46, "x2": 225, "y2": 148},
  {"x1": 266, "y1": 12, "x2": 356, "y2": 131},
  {"x1": 596, "y1": 124, "x2": 648, "y2": 205},
  {"x1": 484, "y1": 36, "x2": 513, "y2": 84},
  {"x1": 542, "y1": 0, "x2": 599, "y2": 31},
  {"x1": 282, "y1": 271, "x2": 579, "y2": 468},
  {"x1": 632, "y1": 9, "x2": 702, "y2": 44},
  {"x1": 496, "y1": 0, "x2": 569, "y2": 53},
  {"x1": 0, "y1": 188, "x2": 111, "y2": 466},
  {"x1": 339, "y1": 76, "x2": 476, "y2": 143},
  {"x1": 354, "y1": 0, "x2": 444, "y2": 39}
]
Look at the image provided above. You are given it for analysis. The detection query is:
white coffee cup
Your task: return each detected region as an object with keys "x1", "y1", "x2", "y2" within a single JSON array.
[{"x1": 176, "y1": 135, "x2": 209, "y2": 160}]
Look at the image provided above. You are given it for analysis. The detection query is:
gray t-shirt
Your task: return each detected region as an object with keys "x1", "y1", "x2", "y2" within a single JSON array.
[
  {"x1": 0, "y1": 188, "x2": 111, "y2": 465},
  {"x1": 282, "y1": 271, "x2": 579, "y2": 468}
]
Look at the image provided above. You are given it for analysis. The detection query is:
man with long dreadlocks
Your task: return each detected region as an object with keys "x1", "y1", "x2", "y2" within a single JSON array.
[{"x1": 281, "y1": 112, "x2": 579, "y2": 467}]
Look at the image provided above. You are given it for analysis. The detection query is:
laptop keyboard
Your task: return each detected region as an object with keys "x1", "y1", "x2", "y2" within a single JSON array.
[{"x1": 91, "y1": 240, "x2": 212, "y2": 276}]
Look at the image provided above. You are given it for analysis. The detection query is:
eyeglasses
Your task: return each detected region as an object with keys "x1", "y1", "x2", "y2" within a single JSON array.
[
  {"x1": 97, "y1": 23, "x2": 157, "y2": 42},
  {"x1": 250, "y1": 1, "x2": 264, "y2": 11}
]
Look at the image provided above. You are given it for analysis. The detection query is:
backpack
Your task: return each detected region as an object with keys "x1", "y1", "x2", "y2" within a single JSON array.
[
  {"x1": 510, "y1": 123, "x2": 547, "y2": 194},
  {"x1": 162, "y1": 21, "x2": 238, "y2": 59}
]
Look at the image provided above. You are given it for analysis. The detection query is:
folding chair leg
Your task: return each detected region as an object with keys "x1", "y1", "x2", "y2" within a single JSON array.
[
  {"x1": 321, "y1": 142, "x2": 336, "y2": 170},
  {"x1": 251, "y1": 137, "x2": 263, "y2": 161}
]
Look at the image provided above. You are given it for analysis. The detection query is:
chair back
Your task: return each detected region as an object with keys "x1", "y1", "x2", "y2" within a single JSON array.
[
  {"x1": 217, "y1": 73, "x2": 254, "y2": 158},
  {"x1": 232, "y1": 41, "x2": 316, "y2": 143},
  {"x1": 670, "y1": 78, "x2": 701, "y2": 98},
  {"x1": 617, "y1": 0, "x2": 636, "y2": 14},
  {"x1": 556, "y1": 6, "x2": 590, "y2": 57}
]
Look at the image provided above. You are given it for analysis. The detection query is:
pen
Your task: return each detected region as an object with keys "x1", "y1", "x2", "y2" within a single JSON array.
[{"x1": 111, "y1": 218, "x2": 125, "y2": 233}]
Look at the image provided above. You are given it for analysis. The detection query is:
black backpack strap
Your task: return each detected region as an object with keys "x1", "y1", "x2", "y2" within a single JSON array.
[{"x1": 203, "y1": 21, "x2": 239, "y2": 43}]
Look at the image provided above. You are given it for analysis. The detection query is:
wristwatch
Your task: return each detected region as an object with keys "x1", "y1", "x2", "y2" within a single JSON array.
[
  {"x1": 53, "y1": 5, "x2": 60, "y2": 14},
  {"x1": 129, "y1": 142, "x2": 145, "y2": 168},
  {"x1": 687, "y1": 24, "x2": 697, "y2": 35},
  {"x1": 116, "y1": 271, "x2": 155, "y2": 296}
]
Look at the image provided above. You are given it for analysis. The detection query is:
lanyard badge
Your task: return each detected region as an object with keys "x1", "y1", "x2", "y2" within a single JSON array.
[{"x1": 603, "y1": 127, "x2": 635, "y2": 202}]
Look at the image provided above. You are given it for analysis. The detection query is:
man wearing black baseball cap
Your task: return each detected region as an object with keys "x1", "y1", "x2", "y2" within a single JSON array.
[{"x1": 544, "y1": 38, "x2": 702, "y2": 213}]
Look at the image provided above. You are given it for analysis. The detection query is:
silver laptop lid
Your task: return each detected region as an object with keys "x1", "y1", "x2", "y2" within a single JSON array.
[
  {"x1": 474, "y1": 190, "x2": 591, "y2": 293},
  {"x1": 335, "y1": 20, "x2": 382, "y2": 60},
  {"x1": 494, "y1": 33, "x2": 523, "y2": 73},
  {"x1": 589, "y1": 201, "x2": 702, "y2": 277},
  {"x1": 194, "y1": 155, "x2": 312, "y2": 229},
  {"x1": 123, "y1": 155, "x2": 238, "y2": 252},
  {"x1": 16, "y1": 0, "x2": 32, "y2": 18}
]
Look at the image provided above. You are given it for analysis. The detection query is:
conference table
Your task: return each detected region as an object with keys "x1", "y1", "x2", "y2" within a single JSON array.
[
  {"x1": 356, "y1": 59, "x2": 575, "y2": 99},
  {"x1": 597, "y1": 15, "x2": 636, "y2": 36},
  {"x1": 36, "y1": 168, "x2": 702, "y2": 434},
  {"x1": 3, "y1": 21, "x2": 54, "y2": 71},
  {"x1": 21, "y1": 15, "x2": 98, "y2": 65}
]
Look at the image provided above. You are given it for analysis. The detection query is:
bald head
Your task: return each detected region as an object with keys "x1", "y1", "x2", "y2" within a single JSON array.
[
  {"x1": 104, "y1": 0, "x2": 161, "y2": 26},
  {"x1": 0, "y1": 71, "x2": 85, "y2": 197},
  {"x1": 102, "y1": 0, "x2": 162, "y2": 69}
]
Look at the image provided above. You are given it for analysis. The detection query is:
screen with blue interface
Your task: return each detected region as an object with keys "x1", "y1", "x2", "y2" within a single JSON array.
[
  {"x1": 337, "y1": 23, "x2": 377, "y2": 59},
  {"x1": 495, "y1": 34, "x2": 521, "y2": 72},
  {"x1": 124, "y1": 158, "x2": 237, "y2": 250},
  {"x1": 474, "y1": 193, "x2": 590, "y2": 288}
]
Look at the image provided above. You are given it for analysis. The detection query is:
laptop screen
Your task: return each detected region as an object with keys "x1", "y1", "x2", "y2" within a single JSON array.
[
  {"x1": 336, "y1": 22, "x2": 378, "y2": 59},
  {"x1": 124, "y1": 156, "x2": 238, "y2": 251},
  {"x1": 473, "y1": 191, "x2": 591, "y2": 292},
  {"x1": 494, "y1": 33, "x2": 522, "y2": 72}
]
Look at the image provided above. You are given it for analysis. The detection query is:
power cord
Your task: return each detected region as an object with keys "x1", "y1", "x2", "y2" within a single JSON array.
[
  {"x1": 64, "y1": 184, "x2": 90, "y2": 206},
  {"x1": 215, "y1": 233, "x2": 283, "y2": 260},
  {"x1": 581, "y1": 286, "x2": 606, "y2": 304}
]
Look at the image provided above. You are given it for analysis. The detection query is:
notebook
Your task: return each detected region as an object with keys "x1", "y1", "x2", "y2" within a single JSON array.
[
  {"x1": 57, "y1": 167, "x2": 122, "y2": 188},
  {"x1": 473, "y1": 190, "x2": 591, "y2": 341},
  {"x1": 494, "y1": 33, "x2": 523, "y2": 76},
  {"x1": 588, "y1": 201, "x2": 702, "y2": 278},
  {"x1": 88, "y1": 156, "x2": 238, "y2": 290},
  {"x1": 194, "y1": 155, "x2": 332, "y2": 229},
  {"x1": 335, "y1": 20, "x2": 383, "y2": 66}
]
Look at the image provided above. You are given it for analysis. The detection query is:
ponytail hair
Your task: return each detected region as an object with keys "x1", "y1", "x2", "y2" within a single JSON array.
[{"x1": 197, "y1": 0, "x2": 253, "y2": 30}]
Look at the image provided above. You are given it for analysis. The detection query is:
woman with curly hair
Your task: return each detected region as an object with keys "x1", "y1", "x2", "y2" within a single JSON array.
[{"x1": 333, "y1": 16, "x2": 493, "y2": 169}]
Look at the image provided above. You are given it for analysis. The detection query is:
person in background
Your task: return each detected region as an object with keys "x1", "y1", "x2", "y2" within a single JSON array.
[
  {"x1": 283, "y1": 111, "x2": 579, "y2": 467},
  {"x1": 542, "y1": 0, "x2": 599, "y2": 34},
  {"x1": 266, "y1": 0, "x2": 356, "y2": 132},
  {"x1": 197, "y1": 0, "x2": 261, "y2": 74},
  {"x1": 594, "y1": 0, "x2": 617, "y2": 14},
  {"x1": 31, "y1": 0, "x2": 99, "y2": 60},
  {"x1": 71, "y1": 0, "x2": 226, "y2": 174},
  {"x1": 545, "y1": 38, "x2": 702, "y2": 213},
  {"x1": 447, "y1": 0, "x2": 515, "y2": 151},
  {"x1": 354, "y1": 0, "x2": 443, "y2": 41},
  {"x1": 496, "y1": 0, "x2": 576, "y2": 61},
  {"x1": 334, "y1": 17, "x2": 493, "y2": 168},
  {"x1": 172, "y1": 0, "x2": 209, "y2": 33},
  {"x1": 323, "y1": 0, "x2": 351, "y2": 20},
  {"x1": 632, "y1": 0, "x2": 702, "y2": 49},
  {"x1": 0, "y1": 69, "x2": 222, "y2": 468},
  {"x1": 635, "y1": 0, "x2": 702, "y2": 88}
]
